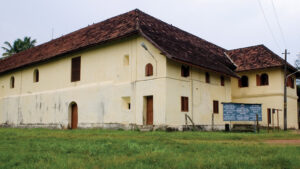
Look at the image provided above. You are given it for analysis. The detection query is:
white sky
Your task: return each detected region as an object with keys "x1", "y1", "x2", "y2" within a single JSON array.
[{"x1": 0, "y1": 0, "x2": 299, "y2": 64}]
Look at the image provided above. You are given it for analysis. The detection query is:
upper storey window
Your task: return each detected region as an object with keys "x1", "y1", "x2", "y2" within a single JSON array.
[
  {"x1": 181, "y1": 65, "x2": 190, "y2": 77},
  {"x1": 10, "y1": 76, "x2": 15, "y2": 88},
  {"x1": 287, "y1": 77, "x2": 295, "y2": 89},
  {"x1": 71, "y1": 56, "x2": 81, "y2": 82},
  {"x1": 145, "y1": 63, "x2": 153, "y2": 76},
  {"x1": 33, "y1": 69, "x2": 39, "y2": 83},
  {"x1": 259, "y1": 73, "x2": 269, "y2": 86},
  {"x1": 239, "y1": 76, "x2": 248, "y2": 87},
  {"x1": 220, "y1": 76, "x2": 225, "y2": 86},
  {"x1": 205, "y1": 72, "x2": 210, "y2": 83}
]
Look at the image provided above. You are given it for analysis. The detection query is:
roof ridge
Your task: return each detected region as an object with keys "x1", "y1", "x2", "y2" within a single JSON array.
[{"x1": 228, "y1": 44, "x2": 264, "y2": 51}]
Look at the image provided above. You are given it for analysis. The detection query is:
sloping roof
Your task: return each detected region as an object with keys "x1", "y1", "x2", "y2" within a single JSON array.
[
  {"x1": 226, "y1": 45, "x2": 297, "y2": 73},
  {"x1": 0, "y1": 9, "x2": 238, "y2": 77}
]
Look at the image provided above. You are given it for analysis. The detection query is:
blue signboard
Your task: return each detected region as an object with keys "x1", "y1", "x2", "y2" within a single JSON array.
[{"x1": 223, "y1": 103, "x2": 262, "y2": 121}]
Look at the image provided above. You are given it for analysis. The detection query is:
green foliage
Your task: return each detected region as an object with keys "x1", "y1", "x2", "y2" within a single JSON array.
[
  {"x1": 1, "y1": 37, "x2": 36, "y2": 57},
  {"x1": 0, "y1": 128, "x2": 299, "y2": 169}
]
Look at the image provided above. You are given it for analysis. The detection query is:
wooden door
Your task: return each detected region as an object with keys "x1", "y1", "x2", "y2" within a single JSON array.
[
  {"x1": 71, "y1": 104, "x2": 78, "y2": 129},
  {"x1": 146, "y1": 96, "x2": 153, "y2": 125}
]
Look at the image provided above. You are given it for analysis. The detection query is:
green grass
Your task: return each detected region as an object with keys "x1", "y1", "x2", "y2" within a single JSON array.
[{"x1": 0, "y1": 128, "x2": 299, "y2": 169}]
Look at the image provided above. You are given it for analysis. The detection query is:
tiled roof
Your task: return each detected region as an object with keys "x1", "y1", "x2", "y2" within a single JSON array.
[
  {"x1": 226, "y1": 45, "x2": 297, "y2": 72},
  {"x1": 0, "y1": 9, "x2": 237, "y2": 77}
]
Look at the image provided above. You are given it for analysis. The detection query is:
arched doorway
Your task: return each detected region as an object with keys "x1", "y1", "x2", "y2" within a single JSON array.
[{"x1": 69, "y1": 102, "x2": 78, "y2": 129}]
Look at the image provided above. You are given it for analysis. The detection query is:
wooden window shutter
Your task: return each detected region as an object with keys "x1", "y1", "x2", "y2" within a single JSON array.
[
  {"x1": 71, "y1": 57, "x2": 81, "y2": 82},
  {"x1": 256, "y1": 74, "x2": 260, "y2": 86},
  {"x1": 181, "y1": 97, "x2": 188, "y2": 112},
  {"x1": 291, "y1": 78, "x2": 295, "y2": 88},
  {"x1": 213, "y1": 100, "x2": 219, "y2": 113},
  {"x1": 267, "y1": 108, "x2": 271, "y2": 124},
  {"x1": 287, "y1": 77, "x2": 291, "y2": 88},
  {"x1": 145, "y1": 63, "x2": 153, "y2": 76},
  {"x1": 238, "y1": 78, "x2": 242, "y2": 88}
]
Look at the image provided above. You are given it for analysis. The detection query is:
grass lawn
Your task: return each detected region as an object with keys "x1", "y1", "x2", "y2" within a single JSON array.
[{"x1": 0, "y1": 128, "x2": 300, "y2": 169}]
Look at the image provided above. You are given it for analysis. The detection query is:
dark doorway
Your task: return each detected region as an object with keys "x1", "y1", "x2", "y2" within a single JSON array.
[
  {"x1": 71, "y1": 103, "x2": 78, "y2": 129},
  {"x1": 146, "y1": 96, "x2": 153, "y2": 125}
]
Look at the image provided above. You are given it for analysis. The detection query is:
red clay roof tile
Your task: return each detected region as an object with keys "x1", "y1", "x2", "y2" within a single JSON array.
[
  {"x1": 226, "y1": 45, "x2": 297, "y2": 73},
  {"x1": 0, "y1": 9, "x2": 238, "y2": 77}
]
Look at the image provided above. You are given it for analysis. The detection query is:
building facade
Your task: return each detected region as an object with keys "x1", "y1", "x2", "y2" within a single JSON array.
[{"x1": 0, "y1": 10, "x2": 298, "y2": 130}]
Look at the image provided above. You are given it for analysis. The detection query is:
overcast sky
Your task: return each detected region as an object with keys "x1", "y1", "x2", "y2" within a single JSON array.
[{"x1": 0, "y1": 0, "x2": 299, "y2": 64}]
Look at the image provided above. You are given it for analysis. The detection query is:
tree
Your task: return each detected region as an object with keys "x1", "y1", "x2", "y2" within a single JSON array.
[{"x1": 2, "y1": 37, "x2": 36, "y2": 57}]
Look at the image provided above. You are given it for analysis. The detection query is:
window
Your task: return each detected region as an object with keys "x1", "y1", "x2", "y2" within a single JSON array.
[
  {"x1": 33, "y1": 69, "x2": 39, "y2": 83},
  {"x1": 181, "y1": 97, "x2": 188, "y2": 112},
  {"x1": 71, "y1": 56, "x2": 81, "y2": 82},
  {"x1": 123, "y1": 55, "x2": 129, "y2": 66},
  {"x1": 260, "y1": 73, "x2": 269, "y2": 86},
  {"x1": 145, "y1": 63, "x2": 153, "y2": 76},
  {"x1": 267, "y1": 108, "x2": 271, "y2": 124},
  {"x1": 181, "y1": 65, "x2": 190, "y2": 77},
  {"x1": 10, "y1": 76, "x2": 15, "y2": 88},
  {"x1": 287, "y1": 77, "x2": 295, "y2": 89},
  {"x1": 220, "y1": 76, "x2": 225, "y2": 86},
  {"x1": 239, "y1": 76, "x2": 248, "y2": 87},
  {"x1": 213, "y1": 100, "x2": 219, "y2": 114},
  {"x1": 122, "y1": 97, "x2": 131, "y2": 110},
  {"x1": 205, "y1": 72, "x2": 210, "y2": 83}
]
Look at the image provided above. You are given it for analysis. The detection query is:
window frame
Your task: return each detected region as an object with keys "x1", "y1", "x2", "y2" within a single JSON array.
[
  {"x1": 33, "y1": 69, "x2": 39, "y2": 83},
  {"x1": 10, "y1": 76, "x2": 15, "y2": 89},
  {"x1": 239, "y1": 75, "x2": 248, "y2": 88},
  {"x1": 205, "y1": 72, "x2": 210, "y2": 83},
  {"x1": 213, "y1": 100, "x2": 219, "y2": 114},
  {"x1": 220, "y1": 76, "x2": 225, "y2": 86},
  {"x1": 71, "y1": 56, "x2": 81, "y2": 82},
  {"x1": 181, "y1": 65, "x2": 190, "y2": 77},
  {"x1": 145, "y1": 63, "x2": 153, "y2": 76},
  {"x1": 181, "y1": 96, "x2": 189, "y2": 112},
  {"x1": 260, "y1": 73, "x2": 269, "y2": 86}
]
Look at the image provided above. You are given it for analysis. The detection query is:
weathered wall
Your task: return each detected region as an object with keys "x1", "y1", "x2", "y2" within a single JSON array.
[
  {"x1": 0, "y1": 36, "x2": 168, "y2": 128},
  {"x1": 231, "y1": 68, "x2": 298, "y2": 129},
  {"x1": 165, "y1": 60, "x2": 232, "y2": 127}
]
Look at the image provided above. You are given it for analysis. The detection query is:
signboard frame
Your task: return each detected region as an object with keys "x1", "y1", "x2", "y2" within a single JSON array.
[{"x1": 222, "y1": 102, "x2": 262, "y2": 122}]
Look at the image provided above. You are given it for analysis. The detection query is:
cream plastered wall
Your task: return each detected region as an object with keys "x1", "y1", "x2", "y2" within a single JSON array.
[
  {"x1": 165, "y1": 60, "x2": 232, "y2": 126},
  {"x1": 231, "y1": 68, "x2": 298, "y2": 129},
  {"x1": 0, "y1": 35, "x2": 168, "y2": 128}
]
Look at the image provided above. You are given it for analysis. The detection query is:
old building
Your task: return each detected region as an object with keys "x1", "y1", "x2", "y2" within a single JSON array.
[
  {"x1": 0, "y1": 9, "x2": 298, "y2": 130},
  {"x1": 227, "y1": 45, "x2": 299, "y2": 129}
]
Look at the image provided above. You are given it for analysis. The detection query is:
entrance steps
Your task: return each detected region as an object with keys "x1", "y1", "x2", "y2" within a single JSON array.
[{"x1": 138, "y1": 125, "x2": 154, "y2": 132}]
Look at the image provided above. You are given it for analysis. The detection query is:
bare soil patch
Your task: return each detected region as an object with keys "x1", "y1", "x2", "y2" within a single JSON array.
[{"x1": 265, "y1": 139, "x2": 300, "y2": 145}]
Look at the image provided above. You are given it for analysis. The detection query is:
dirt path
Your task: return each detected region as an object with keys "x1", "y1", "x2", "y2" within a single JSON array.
[{"x1": 265, "y1": 139, "x2": 300, "y2": 145}]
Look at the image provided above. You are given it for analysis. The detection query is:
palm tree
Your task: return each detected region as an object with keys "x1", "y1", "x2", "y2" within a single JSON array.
[{"x1": 2, "y1": 37, "x2": 37, "y2": 57}]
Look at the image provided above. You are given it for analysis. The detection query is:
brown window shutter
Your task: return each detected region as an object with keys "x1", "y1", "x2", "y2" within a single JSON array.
[
  {"x1": 181, "y1": 97, "x2": 188, "y2": 112},
  {"x1": 185, "y1": 97, "x2": 188, "y2": 111},
  {"x1": 71, "y1": 57, "x2": 81, "y2": 82},
  {"x1": 256, "y1": 74, "x2": 260, "y2": 86},
  {"x1": 181, "y1": 97, "x2": 184, "y2": 111},
  {"x1": 287, "y1": 77, "x2": 291, "y2": 87},
  {"x1": 213, "y1": 100, "x2": 219, "y2": 113},
  {"x1": 145, "y1": 64, "x2": 149, "y2": 76},
  {"x1": 145, "y1": 64, "x2": 153, "y2": 76},
  {"x1": 291, "y1": 78, "x2": 295, "y2": 88},
  {"x1": 238, "y1": 78, "x2": 242, "y2": 88},
  {"x1": 267, "y1": 108, "x2": 271, "y2": 124}
]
